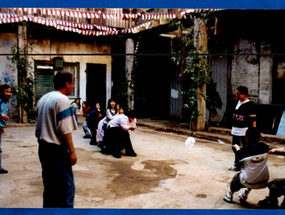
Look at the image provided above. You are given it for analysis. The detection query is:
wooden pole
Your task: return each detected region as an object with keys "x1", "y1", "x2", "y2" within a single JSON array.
[
  {"x1": 17, "y1": 25, "x2": 28, "y2": 123},
  {"x1": 196, "y1": 18, "x2": 208, "y2": 131}
]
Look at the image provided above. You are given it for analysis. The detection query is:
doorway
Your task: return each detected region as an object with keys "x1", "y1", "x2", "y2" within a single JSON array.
[
  {"x1": 272, "y1": 56, "x2": 285, "y2": 104},
  {"x1": 86, "y1": 64, "x2": 107, "y2": 110}
]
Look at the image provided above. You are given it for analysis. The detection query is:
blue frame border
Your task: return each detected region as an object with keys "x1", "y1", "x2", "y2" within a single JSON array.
[{"x1": 1, "y1": 0, "x2": 285, "y2": 9}]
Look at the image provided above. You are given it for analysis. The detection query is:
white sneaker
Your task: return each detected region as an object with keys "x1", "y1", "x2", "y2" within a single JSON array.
[
  {"x1": 238, "y1": 193, "x2": 247, "y2": 201},
  {"x1": 223, "y1": 194, "x2": 233, "y2": 203}
]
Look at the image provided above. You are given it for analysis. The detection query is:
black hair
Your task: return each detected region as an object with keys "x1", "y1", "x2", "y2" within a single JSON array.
[
  {"x1": 107, "y1": 98, "x2": 117, "y2": 114},
  {"x1": 125, "y1": 110, "x2": 136, "y2": 118},
  {"x1": 71, "y1": 98, "x2": 81, "y2": 109},
  {"x1": 246, "y1": 127, "x2": 261, "y2": 144},
  {"x1": 237, "y1": 86, "x2": 248, "y2": 96},
  {"x1": 0, "y1": 84, "x2": 11, "y2": 102},
  {"x1": 0, "y1": 84, "x2": 11, "y2": 94},
  {"x1": 53, "y1": 70, "x2": 73, "y2": 90}
]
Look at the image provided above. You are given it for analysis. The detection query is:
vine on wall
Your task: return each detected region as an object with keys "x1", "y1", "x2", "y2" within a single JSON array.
[
  {"x1": 7, "y1": 42, "x2": 36, "y2": 123},
  {"x1": 170, "y1": 12, "x2": 222, "y2": 130}
]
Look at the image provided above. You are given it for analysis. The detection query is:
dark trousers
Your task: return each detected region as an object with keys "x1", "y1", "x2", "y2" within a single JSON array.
[
  {"x1": 38, "y1": 141, "x2": 75, "y2": 208},
  {"x1": 232, "y1": 135, "x2": 247, "y2": 167},
  {"x1": 267, "y1": 178, "x2": 285, "y2": 207},
  {"x1": 230, "y1": 172, "x2": 245, "y2": 192},
  {"x1": 90, "y1": 128, "x2": 97, "y2": 144},
  {"x1": 104, "y1": 127, "x2": 135, "y2": 155}
]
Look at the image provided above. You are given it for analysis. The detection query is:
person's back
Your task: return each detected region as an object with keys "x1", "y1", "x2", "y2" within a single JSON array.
[
  {"x1": 238, "y1": 141, "x2": 269, "y2": 189},
  {"x1": 258, "y1": 146, "x2": 285, "y2": 208},
  {"x1": 223, "y1": 127, "x2": 269, "y2": 204},
  {"x1": 36, "y1": 91, "x2": 77, "y2": 144},
  {"x1": 101, "y1": 110, "x2": 137, "y2": 158}
]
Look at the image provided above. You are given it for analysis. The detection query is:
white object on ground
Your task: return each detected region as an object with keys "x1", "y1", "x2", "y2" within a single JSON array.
[
  {"x1": 185, "y1": 137, "x2": 195, "y2": 148},
  {"x1": 218, "y1": 139, "x2": 225, "y2": 144}
]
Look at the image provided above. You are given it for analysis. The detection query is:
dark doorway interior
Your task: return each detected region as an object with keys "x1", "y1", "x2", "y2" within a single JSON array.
[
  {"x1": 272, "y1": 56, "x2": 285, "y2": 105},
  {"x1": 134, "y1": 35, "x2": 172, "y2": 118},
  {"x1": 86, "y1": 64, "x2": 106, "y2": 110}
]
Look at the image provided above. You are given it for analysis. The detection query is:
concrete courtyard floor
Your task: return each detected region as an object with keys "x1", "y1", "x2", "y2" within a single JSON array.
[{"x1": 0, "y1": 123, "x2": 284, "y2": 210}]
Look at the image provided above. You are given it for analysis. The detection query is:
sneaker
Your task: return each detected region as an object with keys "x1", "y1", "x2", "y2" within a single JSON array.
[
  {"x1": 90, "y1": 141, "x2": 98, "y2": 145},
  {"x1": 125, "y1": 152, "x2": 137, "y2": 157},
  {"x1": 0, "y1": 169, "x2": 8, "y2": 174},
  {"x1": 238, "y1": 192, "x2": 248, "y2": 201},
  {"x1": 223, "y1": 194, "x2": 233, "y2": 203},
  {"x1": 113, "y1": 153, "x2": 121, "y2": 159},
  {"x1": 101, "y1": 146, "x2": 109, "y2": 154},
  {"x1": 83, "y1": 134, "x2": 91, "y2": 139},
  {"x1": 229, "y1": 165, "x2": 242, "y2": 171}
]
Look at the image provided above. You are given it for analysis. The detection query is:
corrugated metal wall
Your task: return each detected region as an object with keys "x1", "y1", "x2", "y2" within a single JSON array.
[
  {"x1": 208, "y1": 45, "x2": 228, "y2": 123},
  {"x1": 170, "y1": 64, "x2": 182, "y2": 118}
]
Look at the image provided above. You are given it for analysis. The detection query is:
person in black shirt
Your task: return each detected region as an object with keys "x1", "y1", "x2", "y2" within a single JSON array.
[{"x1": 229, "y1": 86, "x2": 257, "y2": 171}]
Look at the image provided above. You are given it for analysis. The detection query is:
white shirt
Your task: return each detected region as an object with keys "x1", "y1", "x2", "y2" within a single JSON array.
[
  {"x1": 103, "y1": 109, "x2": 119, "y2": 124},
  {"x1": 107, "y1": 114, "x2": 136, "y2": 131},
  {"x1": 239, "y1": 153, "x2": 269, "y2": 189},
  {"x1": 35, "y1": 91, "x2": 78, "y2": 145},
  {"x1": 231, "y1": 99, "x2": 250, "y2": 136}
]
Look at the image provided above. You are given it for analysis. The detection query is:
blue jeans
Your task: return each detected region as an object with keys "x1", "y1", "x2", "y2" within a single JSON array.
[
  {"x1": 38, "y1": 141, "x2": 75, "y2": 208},
  {"x1": 82, "y1": 119, "x2": 91, "y2": 136}
]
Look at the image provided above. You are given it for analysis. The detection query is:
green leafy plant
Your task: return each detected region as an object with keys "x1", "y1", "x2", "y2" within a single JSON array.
[
  {"x1": 7, "y1": 43, "x2": 36, "y2": 123},
  {"x1": 170, "y1": 12, "x2": 222, "y2": 131}
]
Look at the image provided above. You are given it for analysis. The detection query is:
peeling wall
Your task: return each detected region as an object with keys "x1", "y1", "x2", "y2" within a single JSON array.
[
  {"x1": 0, "y1": 32, "x2": 18, "y2": 117},
  {"x1": 0, "y1": 30, "x2": 112, "y2": 117},
  {"x1": 230, "y1": 38, "x2": 260, "y2": 103}
]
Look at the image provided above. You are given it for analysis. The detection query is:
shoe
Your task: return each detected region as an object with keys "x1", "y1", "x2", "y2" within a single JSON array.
[
  {"x1": 223, "y1": 194, "x2": 233, "y2": 203},
  {"x1": 125, "y1": 152, "x2": 137, "y2": 157},
  {"x1": 83, "y1": 134, "x2": 91, "y2": 139},
  {"x1": 113, "y1": 153, "x2": 121, "y2": 158},
  {"x1": 258, "y1": 197, "x2": 279, "y2": 209},
  {"x1": 101, "y1": 146, "x2": 109, "y2": 154},
  {"x1": 229, "y1": 165, "x2": 241, "y2": 171},
  {"x1": 90, "y1": 141, "x2": 98, "y2": 145},
  {"x1": 0, "y1": 169, "x2": 8, "y2": 174},
  {"x1": 98, "y1": 141, "x2": 103, "y2": 148},
  {"x1": 238, "y1": 192, "x2": 248, "y2": 201}
]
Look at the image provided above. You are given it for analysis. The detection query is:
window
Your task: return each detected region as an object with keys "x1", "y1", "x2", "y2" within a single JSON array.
[
  {"x1": 35, "y1": 61, "x2": 79, "y2": 99},
  {"x1": 64, "y1": 63, "x2": 79, "y2": 98}
]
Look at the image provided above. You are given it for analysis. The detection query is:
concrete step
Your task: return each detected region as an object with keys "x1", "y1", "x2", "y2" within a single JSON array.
[
  {"x1": 193, "y1": 131, "x2": 232, "y2": 144},
  {"x1": 137, "y1": 119, "x2": 285, "y2": 149},
  {"x1": 207, "y1": 126, "x2": 232, "y2": 136}
]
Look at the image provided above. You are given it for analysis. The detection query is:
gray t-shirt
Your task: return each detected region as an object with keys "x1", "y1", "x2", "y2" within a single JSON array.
[{"x1": 35, "y1": 91, "x2": 78, "y2": 145}]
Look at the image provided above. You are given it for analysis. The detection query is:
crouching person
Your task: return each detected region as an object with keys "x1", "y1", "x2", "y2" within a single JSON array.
[
  {"x1": 258, "y1": 147, "x2": 285, "y2": 209},
  {"x1": 101, "y1": 110, "x2": 137, "y2": 158},
  {"x1": 223, "y1": 127, "x2": 270, "y2": 204}
]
